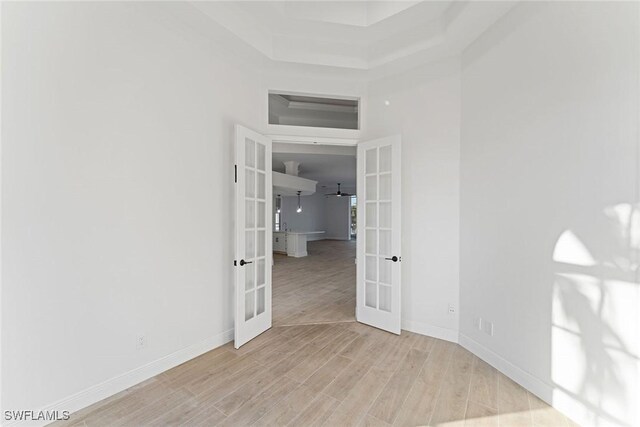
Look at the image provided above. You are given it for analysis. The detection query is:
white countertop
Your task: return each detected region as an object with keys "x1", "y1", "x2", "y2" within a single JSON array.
[{"x1": 274, "y1": 231, "x2": 325, "y2": 235}]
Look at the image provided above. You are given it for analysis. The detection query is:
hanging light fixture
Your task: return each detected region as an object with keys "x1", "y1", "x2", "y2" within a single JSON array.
[
  {"x1": 276, "y1": 194, "x2": 282, "y2": 213},
  {"x1": 296, "y1": 191, "x2": 303, "y2": 213}
]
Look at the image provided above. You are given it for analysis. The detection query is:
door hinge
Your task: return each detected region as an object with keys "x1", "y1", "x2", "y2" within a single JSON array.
[{"x1": 234, "y1": 165, "x2": 237, "y2": 183}]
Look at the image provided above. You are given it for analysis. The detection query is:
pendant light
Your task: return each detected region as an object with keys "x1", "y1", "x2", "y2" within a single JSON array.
[
  {"x1": 276, "y1": 194, "x2": 282, "y2": 213},
  {"x1": 296, "y1": 191, "x2": 303, "y2": 213}
]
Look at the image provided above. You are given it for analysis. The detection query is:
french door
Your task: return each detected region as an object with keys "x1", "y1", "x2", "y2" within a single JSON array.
[
  {"x1": 234, "y1": 125, "x2": 272, "y2": 348},
  {"x1": 356, "y1": 135, "x2": 402, "y2": 334}
]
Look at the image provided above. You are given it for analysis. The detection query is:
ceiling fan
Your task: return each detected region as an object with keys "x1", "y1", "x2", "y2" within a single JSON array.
[{"x1": 325, "y1": 183, "x2": 352, "y2": 197}]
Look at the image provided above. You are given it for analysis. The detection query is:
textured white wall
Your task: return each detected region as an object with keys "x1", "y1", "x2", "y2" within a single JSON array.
[
  {"x1": 460, "y1": 3, "x2": 640, "y2": 426},
  {"x1": 278, "y1": 193, "x2": 350, "y2": 241},
  {"x1": 325, "y1": 196, "x2": 352, "y2": 240},
  {"x1": 279, "y1": 192, "x2": 327, "y2": 241},
  {"x1": 1, "y1": 2, "x2": 261, "y2": 414}
]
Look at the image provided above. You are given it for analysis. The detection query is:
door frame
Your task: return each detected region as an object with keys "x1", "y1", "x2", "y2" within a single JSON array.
[{"x1": 234, "y1": 133, "x2": 403, "y2": 343}]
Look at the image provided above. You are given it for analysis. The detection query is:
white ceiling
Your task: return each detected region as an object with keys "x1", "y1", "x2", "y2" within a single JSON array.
[
  {"x1": 190, "y1": 1, "x2": 516, "y2": 72},
  {"x1": 272, "y1": 152, "x2": 356, "y2": 194}
]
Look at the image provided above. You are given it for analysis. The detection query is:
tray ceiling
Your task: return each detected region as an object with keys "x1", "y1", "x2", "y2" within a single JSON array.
[{"x1": 190, "y1": 1, "x2": 516, "y2": 72}]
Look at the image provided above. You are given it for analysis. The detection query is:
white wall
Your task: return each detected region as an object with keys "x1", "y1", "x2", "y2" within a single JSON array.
[
  {"x1": 364, "y1": 59, "x2": 461, "y2": 341},
  {"x1": 459, "y1": 3, "x2": 639, "y2": 426},
  {"x1": 2, "y1": 2, "x2": 261, "y2": 415},
  {"x1": 325, "y1": 196, "x2": 352, "y2": 240},
  {"x1": 278, "y1": 193, "x2": 351, "y2": 241},
  {"x1": 279, "y1": 192, "x2": 327, "y2": 240}
]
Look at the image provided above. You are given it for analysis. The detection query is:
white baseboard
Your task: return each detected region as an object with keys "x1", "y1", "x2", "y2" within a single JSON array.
[
  {"x1": 458, "y1": 333, "x2": 597, "y2": 426},
  {"x1": 402, "y1": 319, "x2": 459, "y2": 343},
  {"x1": 458, "y1": 333, "x2": 553, "y2": 402},
  {"x1": 7, "y1": 329, "x2": 233, "y2": 427}
]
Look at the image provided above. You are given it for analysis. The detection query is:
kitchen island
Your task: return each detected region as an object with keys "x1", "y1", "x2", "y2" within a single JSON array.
[{"x1": 273, "y1": 231, "x2": 325, "y2": 258}]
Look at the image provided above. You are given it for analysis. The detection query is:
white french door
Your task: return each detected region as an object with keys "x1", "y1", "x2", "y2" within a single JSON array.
[
  {"x1": 234, "y1": 125, "x2": 272, "y2": 348},
  {"x1": 356, "y1": 135, "x2": 402, "y2": 334}
]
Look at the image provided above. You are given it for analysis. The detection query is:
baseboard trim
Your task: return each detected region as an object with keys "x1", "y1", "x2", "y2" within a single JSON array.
[
  {"x1": 9, "y1": 329, "x2": 234, "y2": 427},
  {"x1": 459, "y1": 333, "x2": 612, "y2": 426},
  {"x1": 402, "y1": 319, "x2": 459, "y2": 343},
  {"x1": 458, "y1": 333, "x2": 553, "y2": 401}
]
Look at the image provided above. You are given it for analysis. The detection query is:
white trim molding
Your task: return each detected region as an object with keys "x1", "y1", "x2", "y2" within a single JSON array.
[
  {"x1": 402, "y1": 319, "x2": 459, "y2": 343},
  {"x1": 5, "y1": 329, "x2": 234, "y2": 427},
  {"x1": 458, "y1": 333, "x2": 552, "y2": 401},
  {"x1": 458, "y1": 333, "x2": 585, "y2": 427},
  {"x1": 269, "y1": 134, "x2": 358, "y2": 146}
]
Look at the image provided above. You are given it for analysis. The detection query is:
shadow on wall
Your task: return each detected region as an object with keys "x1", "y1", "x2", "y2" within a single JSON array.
[{"x1": 551, "y1": 203, "x2": 639, "y2": 426}]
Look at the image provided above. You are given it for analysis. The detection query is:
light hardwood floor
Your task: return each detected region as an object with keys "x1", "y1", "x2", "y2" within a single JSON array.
[
  {"x1": 273, "y1": 239, "x2": 356, "y2": 326},
  {"x1": 54, "y1": 322, "x2": 574, "y2": 427},
  {"x1": 53, "y1": 240, "x2": 575, "y2": 426}
]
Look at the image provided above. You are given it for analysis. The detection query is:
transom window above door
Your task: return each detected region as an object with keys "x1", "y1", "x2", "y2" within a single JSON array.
[{"x1": 268, "y1": 91, "x2": 359, "y2": 130}]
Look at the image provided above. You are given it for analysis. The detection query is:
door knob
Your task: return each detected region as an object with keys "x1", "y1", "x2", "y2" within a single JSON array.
[
  {"x1": 385, "y1": 256, "x2": 399, "y2": 262},
  {"x1": 239, "y1": 259, "x2": 253, "y2": 266}
]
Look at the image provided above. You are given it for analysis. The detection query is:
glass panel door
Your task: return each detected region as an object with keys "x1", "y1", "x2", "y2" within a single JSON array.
[
  {"x1": 235, "y1": 125, "x2": 272, "y2": 348},
  {"x1": 357, "y1": 135, "x2": 401, "y2": 334}
]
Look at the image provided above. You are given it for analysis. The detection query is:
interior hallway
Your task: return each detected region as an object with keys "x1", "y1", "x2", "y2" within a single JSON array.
[
  {"x1": 273, "y1": 239, "x2": 356, "y2": 326},
  {"x1": 53, "y1": 322, "x2": 574, "y2": 427}
]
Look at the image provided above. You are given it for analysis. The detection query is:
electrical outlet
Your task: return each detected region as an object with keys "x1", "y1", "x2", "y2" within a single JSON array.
[
  {"x1": 448, "y1": 304, "x2": 456, "y2": 315},
  {"x1": 477, "y1": 317, "x2": 483, "y2": 330},
  {"x1": 136, "y1": 335, "x2": 146, "y2": 350}
]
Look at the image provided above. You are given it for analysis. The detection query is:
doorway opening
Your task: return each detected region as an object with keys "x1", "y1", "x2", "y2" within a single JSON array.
[
  {"x1": 234, "y1": 124, "x2": 401, "y2": 348},
  {"x1": 271, "y1": 143, "x2": 357, "y2": 327}
]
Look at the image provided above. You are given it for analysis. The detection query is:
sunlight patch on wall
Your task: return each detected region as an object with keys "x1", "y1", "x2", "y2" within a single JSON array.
[
  {"x1": 553, "y1": 230, "x2": 596, "y2": 267},
  {"x1": 552, "y1": 223, "x2": 639, "y2": 426}
]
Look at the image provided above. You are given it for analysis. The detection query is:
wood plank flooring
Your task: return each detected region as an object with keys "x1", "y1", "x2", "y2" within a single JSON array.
[
  {"x1": 52, "y1": 240, "x2": 575, "y2": 426},
  {"x1": 272, "y1": 239, "x2": 356, "y2": 326},
  {"x1": 53, "y1": 322, "x2": 575, "y2": 427}
]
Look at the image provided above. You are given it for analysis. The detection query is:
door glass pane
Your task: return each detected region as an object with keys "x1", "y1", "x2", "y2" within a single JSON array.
[
  {"x1": 245, "y1": 169, "x2": 255, "y2": 198},
  {"x1": 257, "y1": 172, "x2": 265, "y2": 200},
  {"x1": 379, "y1": 230, "x2": 391, "y2": 256},
  {"x1": 379, "y1": 285, "x2": 391, "y2": 312},
  {"x1": 366, "y1": 256, "x2": 377, "y2": 281},
  {"x1": 379, "y1": 257, "x2": 391, "y2": 285},
  {"x1": 365, "y1": 282, "x2": 377, "y2": 308},
  {"x1": 256, "y1": 258, "x2": 265, "y2": 286},
  {"x1": 245, "y1": 200, "x2": 255, "y2": 228},
  {"x1": 366, "y1": 176, "x2": 377, "y2": 200},
  {"x1": 256, "y1": 287, "x2": 265, "y2": 315},
  {"x1": 366, "y1": 203, "x2": 377, "y2": 227},
  {"x1": 366, "y1": 148, "x2": 377, "y2": 174},
  {"x1": 257, "y1": 143, "x2": 266, "y2": 171},
  {"x1": 245, "y1": 262, "x2": 255, "y2": 291},
  {"x1": 379, "y1": 145, "x2": 391, "y2": 173},
  {"x1": 245, "y1": 291, "x2": 255, "y2": 320},
  {"x1": 245, "y1": 138, "x2": 256, "y2": 168},
  {"x1": 256, "y1": 231, "x2": 265, "y2": 257},
  {"x1": 256, "y1": 201, "x2": 265, "y2": 228},
  {"x1": 366, "y1": 230, "x2": 377, "y2": 254},
  {"x1": 379, "y1": 174, "x2": 391, "y2": 200},
  {"x1": 245, "y1": 230, "x2": 255, "y2": 259},
  {"x1": 379, "y1": 202, "x2": 391, "y2": 228}
]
